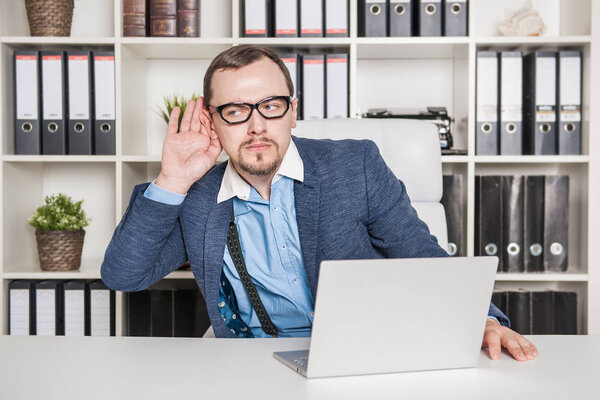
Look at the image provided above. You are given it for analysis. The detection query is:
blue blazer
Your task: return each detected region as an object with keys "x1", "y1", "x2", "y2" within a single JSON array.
[{"x1": 101, "y1": 137, "x2": 509, "y2": 337}]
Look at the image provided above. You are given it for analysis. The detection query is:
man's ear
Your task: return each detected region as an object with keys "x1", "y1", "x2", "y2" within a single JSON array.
[{"x1": 291, "y1": 98, "x2": 299, "y2": 129}]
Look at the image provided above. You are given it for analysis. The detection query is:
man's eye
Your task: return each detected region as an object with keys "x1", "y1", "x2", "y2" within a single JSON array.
[
  {"x1": 264, "y1": 104, "x2": 280, "y2": 110},
  {"x1": 226, "y1": 109, "x2": 241, "y2": 116}
]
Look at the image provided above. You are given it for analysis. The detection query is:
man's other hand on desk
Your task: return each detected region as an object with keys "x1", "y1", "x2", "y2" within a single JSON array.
[{"x1": 483, "y1": 318, "x2": 539, "y2": 361}]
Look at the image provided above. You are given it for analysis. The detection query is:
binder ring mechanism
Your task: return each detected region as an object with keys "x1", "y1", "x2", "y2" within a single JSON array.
[
  {"x1": 485, "y1": 243, "x2": 498, "y2": 256},
  {"x1": 506, "y1": 123, "x2": 517, "y2": 134},
  {"x1": 48, "y1": 122, "x2": 59, "y2": 133},
  {"x1": 507, "y1": 243, "x2": 521, "y2": 256},
  {"x1": 22, "y1": 122, "x2": 33, "y2": 133},
  {"x1": 369, "y1": 4, "x2": 381, "y2": 16},
  {"x1": 74, "y1": 122, "x2": 85, "y2": 133},
  {"x1": 530, "y1": 243, "x2": 543, "y2": 257},
  {"x1": 550, "y1": 242, "x2": 564, "y2": 256},
  {"x1": 395, "y1": 4, "x2": 406, "y2": 15},
  {"x1": 481, "y1": 122, "x2": 493, "y2": 134},
  {"x1": 451, "y1": 3, "x2": 462, "y2": 14},
  {"x1": 425, "y1": 4, "x2": 437, "y2": 15},
  {"x1": 540, "y1": 123, "x2": 551, "y2": 134},
  {"x1": 100, "y1": 123, "x2": 112, "y2": 133},
  {"x1": 447, "y1": 242, "x2": 458, "y2": 256},
  {"x1": 565, "y1": 123, "x2": 576, "y2": 133}
]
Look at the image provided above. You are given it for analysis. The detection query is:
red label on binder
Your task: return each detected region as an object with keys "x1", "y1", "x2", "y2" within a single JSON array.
[
  {"x1": 69, "y1": 55, "x2": 89, "y2": 61},
  {"x1": 301, "y1": 29, "x2": 322, "y2": 34},
  {"x1": 276, "y1": 29, "x2": 297, "y2": 34},
  {"x1": 326, "y1": 28, "x2": 347, "y2": 34},
  {"x1": 281, "y1": 58, "x2": 296, "y2": 63},
  {"x1": 246, "y1": 29, "x2": 266, "y2": 34},
  {"x1": 42, "y1": 55, "x2": 62, "y2": 61},
  {"x1": 16, "y1": 55, "x2": 36, "y2": 60},
  {"x1": 304, "y1": 59, "x2": 324, "y2": 65},
  {"x1": 327, "y1": 58, "x2": 347, "y2": 63},
  {"x1": 95, "y1": 56, "x2": 115, "y2": 61}
]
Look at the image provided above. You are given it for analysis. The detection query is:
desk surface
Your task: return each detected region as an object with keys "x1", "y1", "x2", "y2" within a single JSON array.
[{"x1": 0, "y1": 335, "x2": 599, "y2": 400}]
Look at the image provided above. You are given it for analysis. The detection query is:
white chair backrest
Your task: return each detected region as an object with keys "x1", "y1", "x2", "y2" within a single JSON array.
[{"x1": 293, "y1": 118, "x2": 448, "y2": 250}]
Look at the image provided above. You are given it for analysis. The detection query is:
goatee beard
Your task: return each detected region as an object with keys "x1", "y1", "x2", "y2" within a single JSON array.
[{"x1": 237, "y1": 138, "x2": 280, "y2": 177}]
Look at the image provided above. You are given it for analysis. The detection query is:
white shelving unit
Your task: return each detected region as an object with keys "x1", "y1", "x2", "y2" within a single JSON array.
[{"x1": 0, "y1": 0, "x2": 597, "y2": 336}]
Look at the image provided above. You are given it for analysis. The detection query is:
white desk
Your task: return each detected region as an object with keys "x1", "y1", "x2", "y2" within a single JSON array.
[{"x1": 0, "y1": 335, "x2": 599, "y2": 399}]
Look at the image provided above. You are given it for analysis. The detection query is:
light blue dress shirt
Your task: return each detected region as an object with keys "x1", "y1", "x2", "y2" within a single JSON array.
[{"x1": 144, "y1": 172, "x2": 315, "y2": 337}]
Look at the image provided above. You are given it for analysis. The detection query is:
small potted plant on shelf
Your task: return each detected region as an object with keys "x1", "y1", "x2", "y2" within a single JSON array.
[
  {"x1": 29, "y1": 193, "x2": 90, "y2": 271},
  {"x1": 158, "y1": 93, "x2": 199, "y2": 129},
  {"x1": 25, "y1": 0, "x2": 74, "y2": 37}
]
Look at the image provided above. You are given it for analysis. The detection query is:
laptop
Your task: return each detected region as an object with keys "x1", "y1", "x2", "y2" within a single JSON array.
[{"x1": 273, "y1": 256, "x2": 498, "y2": 378}]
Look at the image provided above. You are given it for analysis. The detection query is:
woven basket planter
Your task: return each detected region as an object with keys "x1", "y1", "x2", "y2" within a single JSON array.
[
  {"x1": 25, "y1": 0, "x2": 74, "y2": 37},
  {"x1": 35, "y1": 230, "x2": 85, "y2": 271}
]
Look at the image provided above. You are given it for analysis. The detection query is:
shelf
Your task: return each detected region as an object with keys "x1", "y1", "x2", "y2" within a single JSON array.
[
  {"x1": 121, "y1": 156, "x2": 162, "y2": 163},
  {"x1": 3, "y1": 260, "x2": 103, "y2": 280},
  {"x1": 0, "y1": 37, "x2": 115, "y2": 45},
  {"x1": 2, "y1": 155, "x2": 117, "y2": 163},
  {"x1": 474, "y1": 155, "x2": 590, "y2": 164},
  {"x1": 441, "y1": 156, "x2": 469, "y2": 163},
  {"x1": 474, "y1": 35, "x2": 592, "y2": 46},
  {"x1": 235, "y1": 37, "x2": 352, "y2": 46},
  {"x1": 495, "y1": 273, "x2": 588, "y2": 282}
]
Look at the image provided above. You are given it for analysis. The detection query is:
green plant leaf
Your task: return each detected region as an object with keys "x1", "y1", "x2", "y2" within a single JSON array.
[{"x1": 28, "y1": 193, "x2": 91, "y2": 231}]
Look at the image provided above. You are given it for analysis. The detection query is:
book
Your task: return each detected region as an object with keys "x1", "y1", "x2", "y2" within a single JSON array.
[{"x1": 123, "y1": 0, "x2": 147, "y2": 36}]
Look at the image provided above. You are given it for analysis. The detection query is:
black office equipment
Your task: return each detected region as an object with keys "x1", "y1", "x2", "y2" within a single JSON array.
[
  {"x1": 389, "y1": 0, "x2": 412, "y2": 36},
  {"x1": 441, "y1": 175, "x2": 464, "y2": 257},
  {"x1": 443, "y1": 0, "x2": 467, "y2": 36},
  {"x1": 359, "y1": 0, "x2": 387, "y2": 37},
  {"x1": 476, "y1": 51, "x2": 499, "y2": 155},
  {"x1": 523, "y1": 51, "x2": 557, "y2": 155},
  {"x1": 543, "y1": 175, "x2": 569, "y2": 271},
  {"x1": 475, "y1": 176, "x2": 503, "y2": 271},
  {"x1": 40, "y1": 51, "x2": 67, "y2": 155},
  {"x1": 500, "y1": 51, "x2": 523, "y2": 155},
  {"x1": 14, "y1": 50, "x2": 41, "y2": 155},
  {"x1": 501, "y1": 176, "x2": 524, "y2": 272},
  {"x1": 523, "y1": 175, "x2": 545, "y2": 272},
  {"x1": 67, "y1": 51, "x2": 94, "y2": 155},
  {"x1": 558, "y1": 50, "x2": 582, "y2": 155},
  {"x1": 92, "y1": 51, "x2": 116, "y2": 155},
  {"x1": 417, "y1": 0, "x2": 442, "y2": 36}
]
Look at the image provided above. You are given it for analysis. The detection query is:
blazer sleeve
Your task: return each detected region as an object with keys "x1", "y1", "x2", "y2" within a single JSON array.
[
  {"x1": 362, "y1": 141, "x2": 511, "y2": 327},
  {"x1": 100, "y1": 182, "x2": 188, "y2": 292},
  {"x1": 362, "y1": 140, "x2": 448, "y2": 258}
]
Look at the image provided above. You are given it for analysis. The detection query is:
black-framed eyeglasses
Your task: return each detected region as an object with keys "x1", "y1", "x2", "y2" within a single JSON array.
[{"x1": 209, "y1": 95, "x2": 292, "y2": 125}]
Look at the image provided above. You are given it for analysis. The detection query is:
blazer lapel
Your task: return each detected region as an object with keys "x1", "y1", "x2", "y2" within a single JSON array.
[
  {"x1": 203, "y1": 198, "x2": 233, "y2": 314},
  {"x1": 293, "y1": 139, "x2": 321, "y2": 296}
]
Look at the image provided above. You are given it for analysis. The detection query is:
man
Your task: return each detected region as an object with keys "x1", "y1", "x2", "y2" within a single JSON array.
[{"x1": 101, "y1": 45, "x2": 537, "y2": 361}]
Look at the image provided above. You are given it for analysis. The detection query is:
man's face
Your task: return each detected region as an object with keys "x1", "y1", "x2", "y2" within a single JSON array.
[{"x1": 208, "y1": 57, "x2": 298, "y2": 177}]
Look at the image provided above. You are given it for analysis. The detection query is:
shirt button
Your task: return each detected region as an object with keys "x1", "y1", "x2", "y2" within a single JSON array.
[
  {"x1": 219, "y1": 301, "x2": 225, "y2": 307},
  {"x1": 241, "y1": 327, "x2": 248, "y2": 332},
  {"x1": 232, "y1": 314, "x2": 237, "y2": 320},
  {"x1": 273, "y1": 206, "x2": 278, "y2": 210},
  {"x1": 282, "y1": 245, "x2": 286, "y2": 249},
  {"x1": 310, "y1": 312, "x2": 314, "y2": 317},
  {"x1": 293, "y1": 278, "x2": 298, "y2": 284}
]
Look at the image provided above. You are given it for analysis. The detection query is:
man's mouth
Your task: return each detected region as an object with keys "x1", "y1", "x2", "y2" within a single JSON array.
[{"x1": 245, "y1": 141, "x2": 272, "y2": 152}]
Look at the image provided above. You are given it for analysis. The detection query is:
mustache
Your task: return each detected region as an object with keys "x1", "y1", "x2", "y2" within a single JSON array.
[{"x1": 241, "y1": 138, "x2": 277, "y2": 148}]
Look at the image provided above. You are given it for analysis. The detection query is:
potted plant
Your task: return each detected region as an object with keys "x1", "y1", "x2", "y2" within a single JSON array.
[
  {"x1": 157, "y1": 93, "x2": 199, "y2": 129},
  {"x1": 25, "y1": 0, "x2": 74, "y2": 37},
  {"x1": 29, "y1": 193, "x2": 90, "y2": 271}
]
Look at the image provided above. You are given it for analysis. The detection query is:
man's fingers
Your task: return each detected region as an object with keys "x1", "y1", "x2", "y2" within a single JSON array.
[
  {"x1": 167, "y1": 106, "x2": 181, "y2": 134},
  {"x1": 503, "y1": 337, "x2": 526, "y2": 361},
  {"x1": 518, "y1": 337, "x2": 539, "y2": 360},
  {"x1": 190, "y1": 100, "x2": 201, "y2": 132},
  {"x1": 179, "y1": 100, "x2": 196, "y2": 132},
  {"x1": 484, "y1": 330, "x2": 502, "y2": 360}
]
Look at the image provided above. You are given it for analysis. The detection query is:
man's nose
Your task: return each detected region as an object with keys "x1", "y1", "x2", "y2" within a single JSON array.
[{"x1": 246, "y1": 107, "x2": 267, "y2": 135}]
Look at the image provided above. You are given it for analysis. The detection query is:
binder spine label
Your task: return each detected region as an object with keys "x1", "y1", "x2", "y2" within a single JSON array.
[
  {"x1": 68, "y1": 56, "x2": 91, "y2": 119},
  {"x1": 9, "y1": 289, "x2": 30, "y2": 335},
  {"x1": 476, "y1": 57, "x2": 498, "y2": 122},
  {"x1": 500, "y1": 55, "x2": 522, "y2": 122},
  {"x1": 15, "y1": 55, "x2": 38, "y2": 119},
  {"x1": 91, "y1": 289, "x2": 111, "y2": 336},
  {"x1": 94, "y1": 57, "x2": 116, "y2": 119},
  {"x1": 535, "y1": 57, "x2": 557, "y2": 122},
  {"x1": 42, "y1": 57, "x2": 63, "y2": 120},
  {"x1": 560, "y1": 56, "x2": 582, "y2": 121}
]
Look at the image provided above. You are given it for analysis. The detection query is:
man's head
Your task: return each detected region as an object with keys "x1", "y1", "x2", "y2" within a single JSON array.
[{"x1": 203, "y1": 45, "x2": 298, "y2": 178}]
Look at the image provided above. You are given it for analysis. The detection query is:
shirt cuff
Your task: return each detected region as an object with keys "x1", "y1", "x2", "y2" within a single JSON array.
[
  {"x1": 143, "y1": 179, "x2": 186, "y2": 206},
  {"x1": 488, "y1": 316, "x2": 499, "y2": 323}
]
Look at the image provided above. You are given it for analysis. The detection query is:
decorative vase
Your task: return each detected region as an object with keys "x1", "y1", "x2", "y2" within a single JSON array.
[
  {"x1": 35, "y1": 229, "x2": 85, "y2": 271},
  {"x1": 25, "y1": 0, "x2": 74, "y2": 37}
]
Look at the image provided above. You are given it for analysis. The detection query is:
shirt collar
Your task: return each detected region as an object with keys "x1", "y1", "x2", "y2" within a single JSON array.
[{"x1": 216, "y1": 139, "x2": 304, "y2": 203}]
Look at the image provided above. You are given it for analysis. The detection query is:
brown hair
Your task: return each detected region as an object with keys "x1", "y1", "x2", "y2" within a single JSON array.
[{"x1": 203, "y1": 45, "x2": 294, "y2": 106}]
